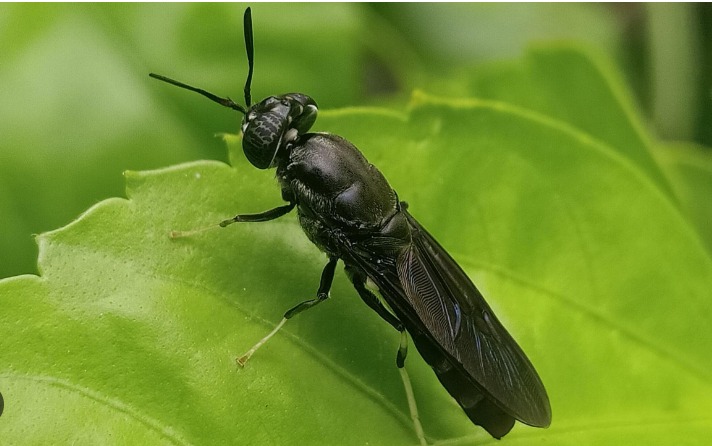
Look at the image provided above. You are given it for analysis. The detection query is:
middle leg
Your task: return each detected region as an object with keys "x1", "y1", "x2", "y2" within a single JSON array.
[{"x1": 237, "y1": 256, "x2": 338, "y2": 366}]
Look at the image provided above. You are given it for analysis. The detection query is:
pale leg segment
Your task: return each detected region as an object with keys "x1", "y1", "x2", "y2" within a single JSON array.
[
  {"x1": 397, "y1": 330, "x2": 427, "y2": 446},
  {"x1": 236, "y1": 257, "x2": 338, "y2": 367},
  {"x1": 236, "y1": 317, "x2": 288, "y2": 367}
]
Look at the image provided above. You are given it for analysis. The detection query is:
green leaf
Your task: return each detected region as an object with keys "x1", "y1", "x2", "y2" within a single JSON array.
[
  {"x1": 317, "y1": 94, "x2": 712, "y2": 441},
  {"x1": 3, "y1": 82, "x2": 712, "y2": 443},
  {"x1": 0, "y1": 160, "x2": 420, "y2": 445},
  {"x1": 655, "y1": 142, "x2": 712, "y2": 255},
  {"x1": 464, "y1": 45, "x2": 674, "y2": 197}
]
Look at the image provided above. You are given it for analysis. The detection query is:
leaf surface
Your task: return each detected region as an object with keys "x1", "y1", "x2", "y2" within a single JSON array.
[{"x1": 2, "y1": 47, "x2": 712, "y2": 445}]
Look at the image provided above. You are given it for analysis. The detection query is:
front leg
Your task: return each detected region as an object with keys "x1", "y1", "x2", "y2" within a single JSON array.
[
  {"x1": 170, "y1": 201, "x2": 296, "y2": 238},
  {"x1": 220, "y1": 202, "x2": 296, "y2": 226}
]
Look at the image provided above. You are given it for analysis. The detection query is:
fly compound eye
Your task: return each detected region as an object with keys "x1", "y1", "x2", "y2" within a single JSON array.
[
  {"x1": 241, "y1": 101, "x2": 292, "y2": 169},
  {"x1": 242, "y1": 120, "x2": 280, "y2": 169}
]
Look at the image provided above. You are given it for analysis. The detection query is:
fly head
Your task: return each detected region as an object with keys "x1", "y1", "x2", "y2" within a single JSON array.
[
  {"x1": 149, "y1": 7, "x2": 320, "y2": 170},
  {"x1": 241, "y1": 94, "x2": 318, "y2": 169}
]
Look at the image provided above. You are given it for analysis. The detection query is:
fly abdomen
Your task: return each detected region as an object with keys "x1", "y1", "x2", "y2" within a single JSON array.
[{"x1": 409, "y1": 327, "x2": 516, "y2": 439}]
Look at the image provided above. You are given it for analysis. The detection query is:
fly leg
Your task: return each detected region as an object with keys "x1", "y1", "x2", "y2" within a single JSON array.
[
  {"x1": 169, "y1": 202, "x2": 296, "y2": 238},
  {"x1": 346, "y1": 267, "x2": 427, "y2": 446},
  {"x1": 236, "y1": 256, "x2": 338, "y2": 366},
  {"x1": 397, "y1": 331, "x2": 427, "y2": 446},
  {"x1": 347, "y1": 268, "x2": 403, "y2": 332}
]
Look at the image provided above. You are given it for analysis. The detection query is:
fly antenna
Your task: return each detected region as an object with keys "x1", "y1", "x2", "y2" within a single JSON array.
[
  {"x1": 149, "y1": 73, "x2": 247, "y2": 114},
  {"x1": 243, "y1": 7, "x2": 254, "y2": 107}
]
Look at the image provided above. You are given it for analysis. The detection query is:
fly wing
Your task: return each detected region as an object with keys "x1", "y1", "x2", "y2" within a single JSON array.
[
  {"x1": 399, "y1": 210, "x2": 551, "y2": 426},
  {"x1": 345, "y1": 210, "x2": 550, "y2": 437}
]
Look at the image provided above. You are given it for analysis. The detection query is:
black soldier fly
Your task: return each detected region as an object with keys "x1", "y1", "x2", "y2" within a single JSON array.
[{"x1": 150, "y1": 7, "x2": 551, "y2": 443}]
